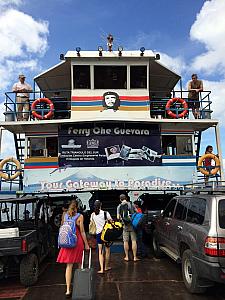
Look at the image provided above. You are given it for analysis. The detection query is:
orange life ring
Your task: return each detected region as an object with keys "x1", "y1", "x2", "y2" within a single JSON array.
[
  {"x1": 166, "y1": 98, "x2": 188, "y2": 118},
  {"x1": 0, "y1": 157, "x2": 21, "y2": 180},
  {"x1": 197, "y1": 153, "x2": 220, "y2": 176},
  {"x1": 31, "y1": 98, "x2": 54, "y2": 120}
]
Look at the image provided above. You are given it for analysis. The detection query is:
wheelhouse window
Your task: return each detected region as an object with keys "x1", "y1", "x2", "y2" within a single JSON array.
[
  {"x1": 28, "y1": 137, "x2": 58, "y2": 157},
  {"x1": 73, "y1": 65, "x2": 90, "y2": 89},
  {"x1": 94, "y1": 66, "x2": 127, "y2": 89},
  {"x1": 162, "y1": 135, "x2": 193, "y2": 156},
  {"x1": 130, "y1": 66, "x2": 147, "y2": 89}
]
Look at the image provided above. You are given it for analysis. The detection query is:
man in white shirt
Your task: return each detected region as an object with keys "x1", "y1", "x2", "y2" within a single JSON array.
[{"x1": 12, "y1": 74, "x2": 32, "y2": 121}]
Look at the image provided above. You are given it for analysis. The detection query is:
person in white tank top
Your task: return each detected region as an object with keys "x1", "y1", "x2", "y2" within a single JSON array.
[{"x1": 90, "y1": 200, "x2": 112, "y2": 273}]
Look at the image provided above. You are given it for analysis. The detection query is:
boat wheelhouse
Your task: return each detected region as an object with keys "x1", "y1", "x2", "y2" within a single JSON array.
[{"x1": 0, "y1": 39, "x2": 224, "y2": 204}]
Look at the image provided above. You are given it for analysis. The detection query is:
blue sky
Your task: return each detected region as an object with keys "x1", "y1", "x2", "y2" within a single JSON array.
[{"x1": 0, "y1": 0, "x2": 224, "y2": 166}]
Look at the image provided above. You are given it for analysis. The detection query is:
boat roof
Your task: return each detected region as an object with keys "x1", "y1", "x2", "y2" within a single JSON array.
[{"x1": 34, "y1": 50, "x2": 181, "y2": 96}]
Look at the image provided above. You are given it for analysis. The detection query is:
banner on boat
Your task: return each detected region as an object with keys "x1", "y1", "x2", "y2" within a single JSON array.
[
  {"x1": 23, "y1": 165, "x2": 197, "y2": 193},
  {"x1": 58, "y1": 123, "x2": 162, "y2": 167}
]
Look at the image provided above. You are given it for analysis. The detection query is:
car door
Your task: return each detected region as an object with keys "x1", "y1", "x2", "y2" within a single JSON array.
[
  {"x1": 157, "y1": 198, "x2": 177, "y2": 247},
  {"x1": 169, "y1": 198, "x2": 189, "y2": 255}
]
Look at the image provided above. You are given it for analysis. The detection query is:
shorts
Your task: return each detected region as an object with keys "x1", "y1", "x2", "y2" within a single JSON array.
[
  {"x1": 123, "y1": 225, "x2": 137, "y2": 242},
  {"x1": 96, "y1": 232, "x2": 104, "y2": 244},
  {"x1": 188, "y1": 99, "x2": 200, "y2": 109}
]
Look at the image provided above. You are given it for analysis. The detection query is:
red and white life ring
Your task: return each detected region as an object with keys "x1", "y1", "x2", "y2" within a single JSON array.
[
  {"x1": 31, "y1": 98, "x2": 54, "y2": 120},
  {"x1": 166, "y1": 98, "x2": 188, "y2": 119}
]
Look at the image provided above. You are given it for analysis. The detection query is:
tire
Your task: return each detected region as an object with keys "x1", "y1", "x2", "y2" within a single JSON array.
[
  {"x1": 182, "y1": 249, "x2": 207, "y2": 294},
  {"x1": 20, "y1": 253, "x2": 39, "y2": 286},
  {"x1": 152, "y1": 230, "x2": 164, "y2": 258}
]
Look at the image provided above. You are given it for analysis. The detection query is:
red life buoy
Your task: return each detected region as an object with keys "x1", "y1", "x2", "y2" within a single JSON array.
[
  {"x1": 166, "y1": 98, "x2": 188, "y2": 118},
  {"x1": 31, "y1": 98, "x2": 54, "y2": 120}
]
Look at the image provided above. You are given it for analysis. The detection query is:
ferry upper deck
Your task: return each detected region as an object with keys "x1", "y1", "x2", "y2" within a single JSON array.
[{"x1": 0, "y1": 44, "x2": 224, "y2": 194}]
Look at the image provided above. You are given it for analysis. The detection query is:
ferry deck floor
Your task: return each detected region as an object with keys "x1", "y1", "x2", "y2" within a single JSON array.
[{"x1": 0, "y1": 245, "x2": 225, "y2": 300}]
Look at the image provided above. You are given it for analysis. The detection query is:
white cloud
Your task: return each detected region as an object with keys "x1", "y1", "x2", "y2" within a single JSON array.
[
  {"x1": 0, "y1": 9, "x2": 48, "y2": 59},
  {"x1": 190, "y1": 0, "x2": 225, "y2": 75},
  {"x1": 0, "y1": 0, "x2": 23, "y2": 7},
  {"x1": 0, "y1": 8, "x2": 49, "y2": 92},
  {"x1": 0, "y1": 3, "x2": 49, "y2": 158},
  {"x1": 159, "y1": 53, "x2": 187, "y2": 76}
]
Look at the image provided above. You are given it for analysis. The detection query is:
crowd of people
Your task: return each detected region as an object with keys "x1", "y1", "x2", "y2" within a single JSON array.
[{"x1": 57, "y1": 194, "x2": 149, "y2": 298}]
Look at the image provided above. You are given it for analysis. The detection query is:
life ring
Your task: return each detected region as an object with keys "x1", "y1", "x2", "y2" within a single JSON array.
[
  {"x1": 198, "y1": 153, "x2": 220, "y2": 176},
  {"x1": 0, "y1": 157, "x2": 21, "y2": 180},
  {"x1": 166, "y1": 98, "x2": 188, "y2": 118},
  {"x1": 31, "y1": 98, "x2": 54, "y2": 120}
]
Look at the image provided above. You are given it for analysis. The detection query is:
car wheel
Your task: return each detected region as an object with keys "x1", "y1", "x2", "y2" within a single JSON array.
[
  {"x1": 152, "y1": 230, "x2": 164, "y2": 258},
  {"x1": 182, "y1": 249, "x2": 206, "y2": 294},
  {"x1": 20, "y1": 253, "x2": 39, "y2": 286}
]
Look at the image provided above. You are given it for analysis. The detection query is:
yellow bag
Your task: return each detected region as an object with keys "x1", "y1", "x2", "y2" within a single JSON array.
[
  {"x1": 101, "y1": 220, "x2": 123, "y2": 243},
  {"x1": 89, "y1": 220, "x2": 96, "y2": 235}
]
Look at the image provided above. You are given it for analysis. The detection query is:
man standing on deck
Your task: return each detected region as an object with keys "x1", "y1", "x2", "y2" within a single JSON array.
[
  {"x1": 12, "y1": 74, "x2": 32, "y2": 121},
  {"x1": 188, "y1": 74, "x2": 203, "y2": 119}
]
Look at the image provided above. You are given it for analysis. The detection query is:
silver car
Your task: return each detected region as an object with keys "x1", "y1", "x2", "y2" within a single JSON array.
[{"x1": 152, "y1": 194, "x2": 225, "y2": 293}]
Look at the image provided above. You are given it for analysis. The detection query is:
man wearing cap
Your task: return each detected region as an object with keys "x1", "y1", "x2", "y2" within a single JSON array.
[{"x1": 12, "y1": 74, "x2": 32, "y2": 121}]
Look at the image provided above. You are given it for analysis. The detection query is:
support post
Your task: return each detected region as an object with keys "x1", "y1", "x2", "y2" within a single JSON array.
[{"x1": 215, "y1": 124, "x2": 224, "y2": 182}]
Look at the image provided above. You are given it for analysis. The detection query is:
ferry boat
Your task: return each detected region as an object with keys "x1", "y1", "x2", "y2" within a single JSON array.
[{"x1": 0, "y1": 35, "x2": 224, "y2": 209}]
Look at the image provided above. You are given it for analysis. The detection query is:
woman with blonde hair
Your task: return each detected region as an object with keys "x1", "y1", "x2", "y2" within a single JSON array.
[{"x1": 57, "y1": 199, "x2": 89, "y2": 298}]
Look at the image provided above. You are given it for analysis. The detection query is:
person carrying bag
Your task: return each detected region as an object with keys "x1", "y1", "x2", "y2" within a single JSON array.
[{"x1": 89, "y1": 200, "x2": 112, "y2": 274}]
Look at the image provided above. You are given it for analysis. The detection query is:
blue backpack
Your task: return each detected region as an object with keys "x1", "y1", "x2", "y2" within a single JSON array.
[
  {"x1": 58, "y1": 213, "x2": 80, "y2": 248},
  {"x1": 131, "y1": 212, "x2": 143, "y2": 230}
]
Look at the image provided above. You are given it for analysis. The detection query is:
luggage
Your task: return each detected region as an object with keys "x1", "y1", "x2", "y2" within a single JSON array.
[
  {"x1": 119, "y1": 202, "x2": 133, "y2": 225},
  {"x1": 72, "y1": 249, "x2": 95, "y2": 300},
  {"x1": 58, "y1": 213, "x2": 80, "y2": 248},
  {"x1": 131, "y1": 212, "x2": 144, "y2": 230},
  {"x1": 101, "y1": 219, "x2": 123, "y2": 243},
  {"x1": 0, "y1": 227, "x2": 19, "y2": 239}
]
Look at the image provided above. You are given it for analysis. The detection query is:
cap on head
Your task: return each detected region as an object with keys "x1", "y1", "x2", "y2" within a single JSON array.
[{"x1": 19, "y1": 74, "x2": 25, "y2": 79}]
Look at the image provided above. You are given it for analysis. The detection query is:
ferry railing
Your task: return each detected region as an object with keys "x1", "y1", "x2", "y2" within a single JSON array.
[
  {"x1": 4, "y1": 90, "x2": 71, "y2": 122},
  {"x1": 4, "y1": 89, "x2": 212, "y2": 121},
  {"x1": 182, "y1": 180, "x2": 225, "y2": 194},
  {"x1": 150, "y1": 90, "x2": 212, "y2": 119}
]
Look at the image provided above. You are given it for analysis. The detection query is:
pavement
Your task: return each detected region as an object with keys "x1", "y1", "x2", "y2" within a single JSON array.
[{"x1": 0, "y1": 249, "x2": 225, "y2": 300}]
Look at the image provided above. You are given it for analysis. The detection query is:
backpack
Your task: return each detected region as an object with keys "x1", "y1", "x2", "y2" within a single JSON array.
[
  {"x1": 58, "y1": 213, "x2": 80, "y2": 248},
  {"x1": 119, "y1": 203, "x2": 132, "y2": 225},
  {"x1": 101, "y1": 212, "x2": 123, "y2": 243},
  {"x1": 131, "y1": 212, "x2": 144, "y2": 230}
]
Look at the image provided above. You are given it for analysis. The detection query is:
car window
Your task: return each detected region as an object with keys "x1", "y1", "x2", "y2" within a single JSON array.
[
  {"x1": 218, "y1": 199, "x2": 225, "y2": 229},
  {"x1": 163, "y1": 199, "x2": 176, "y2": 218},
  {"x1": 186, "y1": 198, "x2": 206, "y2": 225},
  {"x1": 174, "y1": 198, "x2": 189, "y2": 221}
]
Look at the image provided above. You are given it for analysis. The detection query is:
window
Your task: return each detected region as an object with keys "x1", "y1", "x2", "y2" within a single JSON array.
[
  {"x1": 174, "y1": 198, "x2": 189, "y2": 220},
  {"x1": 163, "y1": 199, "x2": 176, "y2": 218},
  {"x1": 186, "y1": 198, "x2": 206, "y2": 225},
  {"x1": 218, "y1": 199, "x2": 225, "y2": 229},
  {"x1": 94, "y1": 66, "x2": 127, "y2": 89},
  {"x1": 28, "y1": 137, "x2": 58, "y2": 157},
  {"x1": 30, "y1": 138, "x2": 45, "y2": 157},
  {"x1": 162, "y1": 135, "x2": 193, "y2": 156},
  {"x1": 130, "y1": 66, "x2": 147, "y2": 88},
  {"x1": 73, "y1": 65, "x2": 90, "y2": 89}
]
